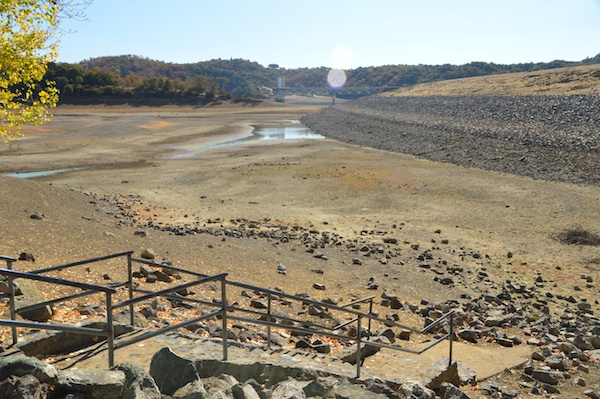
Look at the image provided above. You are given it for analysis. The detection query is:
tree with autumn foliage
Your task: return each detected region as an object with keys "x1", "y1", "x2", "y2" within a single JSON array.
[{"x1": 0, "y1": 0, "x2": 90, "y2": 141}]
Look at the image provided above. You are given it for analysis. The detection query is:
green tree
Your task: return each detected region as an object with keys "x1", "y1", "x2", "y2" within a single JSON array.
[{"x1": 0, "y1": 0, "x2": 90, "y2": 141}]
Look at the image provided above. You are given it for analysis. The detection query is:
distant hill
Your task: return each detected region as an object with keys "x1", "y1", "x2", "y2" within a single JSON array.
[{"x1": 45, "y1": 53, "x2": 600, "y2": 104}]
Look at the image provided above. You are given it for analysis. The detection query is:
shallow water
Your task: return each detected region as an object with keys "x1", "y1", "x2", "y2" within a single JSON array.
[
  {"x1": 167, "y1": 124, "x2": 324, "y2": 159},
  {"x1": 2, "y1": 168, "x2": 80, "y2": 179}
]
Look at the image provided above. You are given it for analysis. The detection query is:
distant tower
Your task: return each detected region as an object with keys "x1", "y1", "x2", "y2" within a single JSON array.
[{"x1": 275, "y1": 72, "x2": 285, "y2": 103}]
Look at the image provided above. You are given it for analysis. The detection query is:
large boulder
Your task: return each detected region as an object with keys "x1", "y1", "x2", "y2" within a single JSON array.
[
  {"x1": 0, "y1": 355, "x2": 58, "y2": 384},
  {"x1": 54, "y1": 369, "x2": 126, "y2": 399},
  {"x1": 419, "y1": 360, "x2": 460, "y2": 390},
  {"x1": 149, "y1": 347, "x2": 200, "y2": 395},
  {"x1": 13, "y1": 279, "x2": 53, "y2": 322}
]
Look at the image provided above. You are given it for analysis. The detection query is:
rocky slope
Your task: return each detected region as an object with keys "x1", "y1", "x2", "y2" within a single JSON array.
[{"x1": 302, "y1": 94, "x2": 600, "y2": 186}]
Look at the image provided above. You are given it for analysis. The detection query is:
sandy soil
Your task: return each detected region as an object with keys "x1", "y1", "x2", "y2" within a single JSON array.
[{"x1": 0, "y1": 99, "x2": 599, "y2": 395}]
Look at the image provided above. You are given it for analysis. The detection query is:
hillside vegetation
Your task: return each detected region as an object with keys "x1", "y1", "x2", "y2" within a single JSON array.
[{"x1": 44, "y1": 53, "x2": 600, "y2": 104}]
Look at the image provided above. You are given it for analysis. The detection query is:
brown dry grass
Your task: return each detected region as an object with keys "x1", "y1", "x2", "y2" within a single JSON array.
[{"x1": 384, "y1": 64, "x2": 600, "y2": 96}]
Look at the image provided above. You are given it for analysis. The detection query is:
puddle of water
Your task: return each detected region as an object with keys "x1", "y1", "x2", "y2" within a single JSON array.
[
  {"x1": 3, "y1": 168, "x2": 79, "y2": 179},
  {"x1": 167, "y1": 125, "x2": 324, "y2": 159}
]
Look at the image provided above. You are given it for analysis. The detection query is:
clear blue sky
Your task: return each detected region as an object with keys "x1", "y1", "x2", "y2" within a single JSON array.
[{"x1": 57, "y1": 0, "x2": 600, "y2": 69}]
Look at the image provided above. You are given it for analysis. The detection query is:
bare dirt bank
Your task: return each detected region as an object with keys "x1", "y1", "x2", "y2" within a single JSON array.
[{"x1": 0, "y1": 101, "x2": 599, "y2": 398}]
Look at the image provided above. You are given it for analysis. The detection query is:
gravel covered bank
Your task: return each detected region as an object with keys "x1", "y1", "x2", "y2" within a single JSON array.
[{"x1": 301, "y1": 95, "x2": 600, "y2": 186}]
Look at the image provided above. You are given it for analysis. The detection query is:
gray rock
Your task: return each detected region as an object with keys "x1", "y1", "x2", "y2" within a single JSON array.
[
  {"x1": 271, "y1": 378, "x2": 306, "y2": 399},
  {"x1": 12, "y1": 279, "x2": 53, "y2": 322},
  {"x1": 590, "y1": 335, "x2": 600, "y2": 349},
  {"x1": 399, "y1": 381, "x2": 435, "y2": 399},
  {"x1": 334, "y1": 379, "x2": 389, "y2": 398},
  {"x1": 154, "y1": 269, "x2": 174, "y2": 283},
  {"x1": 544, "y1": 354, "x2": 568, "y2": 370},
  {"x1": 378, "y1": 328, "x2": 396, "y2": 343},
  {"x1": 0, "y1": 355, "x2": 58, "y2": 384},
  {"x1": 0, "y1": 374, "x2": 49, "y2": 399},
  {"x1": 340, "y1": 343, "x2": 380, "y2": 365},
  {"x1": 438, "y1": 382, "x2": 471, "y2": 399},
  {"x1": 173, "y1": 379, "x2": 206, "y2": 399},
  {"x1": 55, "y1": 369, "x2": 126, "y2": 399},
  {"x1": 420, "y1": 360, "x2": 460, "y2": 390},
  {"x1": 14, "y1": 296, "x2": 53, "y2": 322},
  {"x1": 277, "y1": 264, "x2": 287, "y2": 275},
  {"x1": 484, "y1": 313, "x2": 508, "y2": 327},
  {"x1": 140, "y1": 249, "x2": 156, "y2": 260},
  {"x1": 149, "y1": 348, "x2": 200, "y2": 395},
  {"x1": 496, "y1": 337, "x2": 514, "y2": 347},
  {"x1": 531, "y1": 369, "x2": 561, "y2": 385},
  {"x1": 250, "y1": 299, "x2": 268, "y2": 309},
  {"x1": 203, "y1": 375, "x2": 236, "y2": 396},
  {"x1": 301, "y1": 377, "x2": 338, "y2": 398},
  {"x1": 587, "y1": 349, "x2": 600, "y2": 361},
  {"x1": 112, "y1": 363, "x2": 161, "y2": 399},
  {"x1": 232, "y1": 383, "x2": 261, "y2": 399},
  {"x1": 18, "y1": 252, "x2": 36, "y2": 262},
  {"x1": 574, "y1": 376, "x2": 586, "y2": 386},
  {"x1": 139, "y1": 265, "x2": 154, "y2": 276},
  {"x1": 574, "y1": 334, "x2": 595, "y2": 351},
  {"x1": 457, "y1": 329, "x2": 480, "y2": 343}
]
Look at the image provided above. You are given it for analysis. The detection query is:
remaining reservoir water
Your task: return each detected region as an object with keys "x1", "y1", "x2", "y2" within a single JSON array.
[
  {"x1": 205, "y1": 125, "x2": 324, "y2": 150},
  {"x1": 2, "y1": 168, "x2": 79, "y2": 179},
  {"x1": 167, "y1": 125, "x2": 324, "y2": 159}
]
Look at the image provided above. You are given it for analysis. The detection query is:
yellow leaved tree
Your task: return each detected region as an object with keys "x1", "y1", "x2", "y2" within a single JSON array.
[{"x1": 0, "y1": 0, "x2": 86, "y2": 142}]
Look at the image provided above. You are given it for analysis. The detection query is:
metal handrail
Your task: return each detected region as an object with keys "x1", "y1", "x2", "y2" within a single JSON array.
[
  {"x1": 0, "y1": 267, "x2": 116, "y2": 363},
  {"x1": 29, "y1": 251, "x2": 134, "y2": 275},
  {"x1": 0, "y1": 253, "x2": 456, "y2": 377}
]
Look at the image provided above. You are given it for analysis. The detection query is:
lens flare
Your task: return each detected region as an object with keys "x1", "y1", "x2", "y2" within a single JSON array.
[{"x1": 327, "y1": 69, "x2": 347, "y2": 88}]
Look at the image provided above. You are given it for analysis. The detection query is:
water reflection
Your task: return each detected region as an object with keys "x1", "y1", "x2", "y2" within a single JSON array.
[
  {"x1": 168, "y1": 125, "x2": 324, "y2": 159},
  {"x1": 209, "y1": 125, "x2": 324, "y2": 149}
]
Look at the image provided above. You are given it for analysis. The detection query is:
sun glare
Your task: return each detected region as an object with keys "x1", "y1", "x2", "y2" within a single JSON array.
[{"x1": 327, "y1": 69, "x2": 347, "y2": 88}]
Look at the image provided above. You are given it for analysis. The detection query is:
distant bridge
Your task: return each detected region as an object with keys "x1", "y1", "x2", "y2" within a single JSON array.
[{"x1": 274, "y1": 86, "x2": 401, "y2": 103}]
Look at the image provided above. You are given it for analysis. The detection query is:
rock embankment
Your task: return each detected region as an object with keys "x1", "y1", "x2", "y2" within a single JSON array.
[{"x1": 301, "y1": 95, "x2": 600, "y2": 186}]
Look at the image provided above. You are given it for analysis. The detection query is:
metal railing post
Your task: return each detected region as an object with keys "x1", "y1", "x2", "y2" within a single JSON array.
[
  {"x1": 7, "y1": 259, "x2": 17, "y2": 345},
  {"x1": 127, "y1": 253, "x2": 134, "y2": 326},
  {"x1": 448, "y1": 311, "x2": 454, "y2": 367},
  {"x1": 367, "y1": 298, "x2": 373, "y2": 340},
  {"x1": 221, "y1": 277, "x2": 228, "y2": 361},
  {"x1": 267, "y1": 292, "x2": 272, "y2": 348},
  {"x1": 356, "y1": 316, "x2": 362, "y2": 379},
  {"x1": 106, "y1": 292, "x2": 115, "y2": 368}
]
